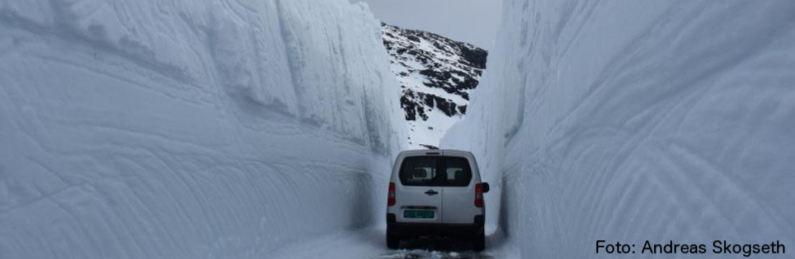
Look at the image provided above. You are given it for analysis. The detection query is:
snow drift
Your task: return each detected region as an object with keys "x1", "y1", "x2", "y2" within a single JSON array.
[
  {"x1": 0, "y1": 0, "x2": 404, "y2": 258},
  {"x1": 443, "y1": 0, "x2": 795, "y2": 258}
]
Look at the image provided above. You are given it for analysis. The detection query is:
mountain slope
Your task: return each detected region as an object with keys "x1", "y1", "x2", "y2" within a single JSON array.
[{"x1": 382, "y1": 23, "x2": 487, "y2": 149}]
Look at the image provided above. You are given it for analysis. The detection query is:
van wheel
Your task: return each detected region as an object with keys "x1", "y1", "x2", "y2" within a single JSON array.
[
  {"x1": 386, "y1": 231, "x2": 399, "y2": 249},
  {"x1": 472, "y1": 231, "x2": 485, "y2": 251}
]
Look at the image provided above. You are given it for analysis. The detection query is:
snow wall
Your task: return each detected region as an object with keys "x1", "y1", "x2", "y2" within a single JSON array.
[
  {"x1": 0, "y1": 0, "x2": 405, "y2": 258},
  {"x1": 443, "y1": 0, "x2": 795, "y2": 258}
]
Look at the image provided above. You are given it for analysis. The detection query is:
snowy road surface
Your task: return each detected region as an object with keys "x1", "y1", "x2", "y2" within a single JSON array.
[{"x1": 269, "y1": 225, "x2": 518, "y2": 259}]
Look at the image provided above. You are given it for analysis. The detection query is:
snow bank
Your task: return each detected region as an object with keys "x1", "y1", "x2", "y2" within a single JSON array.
[
  {"x1": 0, "y1": 0, "x2": 404, "y2": 258},
  {"x1": 443, "y1": 0, "x2": 795, "y2": 258}
]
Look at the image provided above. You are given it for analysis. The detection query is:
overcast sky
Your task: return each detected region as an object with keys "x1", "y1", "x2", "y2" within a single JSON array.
[{"x1": 349, "y1": 0, "x2": 502, "y2": 50}]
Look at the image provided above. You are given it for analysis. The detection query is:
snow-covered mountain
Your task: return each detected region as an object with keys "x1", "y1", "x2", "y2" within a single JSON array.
[{"x1": 382, "y1": 23, "x2": 487, "y2": 149}]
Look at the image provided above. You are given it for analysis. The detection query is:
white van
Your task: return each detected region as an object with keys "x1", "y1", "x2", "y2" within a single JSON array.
[{"x1": 385, "y1": 149, "x2": 490, "y2": 251}]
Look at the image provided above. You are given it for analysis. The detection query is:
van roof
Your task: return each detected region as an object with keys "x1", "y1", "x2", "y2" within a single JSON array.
[{"x1": 397, "y1": 149, "x2": 473, "y2": 157}]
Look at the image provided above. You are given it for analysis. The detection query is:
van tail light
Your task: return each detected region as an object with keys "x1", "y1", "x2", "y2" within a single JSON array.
[
  {"x1": 388, "y1": 182, "x2": 396, "y2": 207},
  {"x1": 475, "y1": 183, "x2": 484, "y2": 208}
]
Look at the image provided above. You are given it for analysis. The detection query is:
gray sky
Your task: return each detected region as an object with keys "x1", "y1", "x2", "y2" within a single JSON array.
[{"x1": 349, "y1": 0, "x2": 502, "y2": 50}]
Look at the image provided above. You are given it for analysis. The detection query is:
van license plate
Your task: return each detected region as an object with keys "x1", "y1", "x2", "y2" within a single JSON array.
[{"x1": 404, "y1": 210, "x2": 434, "y2": 219}]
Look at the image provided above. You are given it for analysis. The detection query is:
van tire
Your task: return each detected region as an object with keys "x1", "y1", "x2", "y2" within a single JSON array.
[
  {"x1": 472, "y1": 231, "x2": 485, "y2": 251},
  {"x1": 386, "y1": 231, "x2": 399, "y2": 249}
]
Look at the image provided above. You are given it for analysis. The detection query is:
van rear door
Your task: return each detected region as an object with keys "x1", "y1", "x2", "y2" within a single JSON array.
[
  {"x1": 440, "y1": 156, "x2": 478, "y2": 224},
  {"x1": 395, "y1": 156, "x2": 443, "y2": 223}
]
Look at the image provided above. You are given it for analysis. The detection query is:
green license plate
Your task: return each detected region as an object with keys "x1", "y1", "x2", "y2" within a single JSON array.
[{"x1": 404, "y1": 210, "x2": 434, "y2": 219}]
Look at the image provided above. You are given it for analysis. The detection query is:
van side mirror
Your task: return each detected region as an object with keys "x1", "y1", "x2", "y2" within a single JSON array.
[{"x1": 482, "y1": 182, "x2": 490, "y2": 193}]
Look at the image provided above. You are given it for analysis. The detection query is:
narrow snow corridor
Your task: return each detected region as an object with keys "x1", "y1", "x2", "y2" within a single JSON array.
[{"x1": 1, "y1": 0, "x2": 794, "y2": 258}]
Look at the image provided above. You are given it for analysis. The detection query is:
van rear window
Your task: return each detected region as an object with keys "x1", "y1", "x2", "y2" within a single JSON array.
[{"x1": 398, "y1": 156, "x2": 472, "y2": 186}]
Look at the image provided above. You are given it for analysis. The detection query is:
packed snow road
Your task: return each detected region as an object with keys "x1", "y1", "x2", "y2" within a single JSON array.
[{"x1": 268, "y1": 226, "x2": 518, "y2": 259}]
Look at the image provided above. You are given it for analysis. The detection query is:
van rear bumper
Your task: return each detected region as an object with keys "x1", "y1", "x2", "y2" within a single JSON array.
[{"x1": 386, "y1": 213, "x2": 484, "y2": 238}]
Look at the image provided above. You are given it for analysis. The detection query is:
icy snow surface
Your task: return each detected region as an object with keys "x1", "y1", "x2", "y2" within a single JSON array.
[
  {"x1": 444, "y1": 0, "x2": 795, "y2": 258},
  {"x1": 0, "y1": 0, "x2": 407, "y2": 258},
  {"x1": 268, "y1": 226, "x2": 516, "y2": 259}
]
